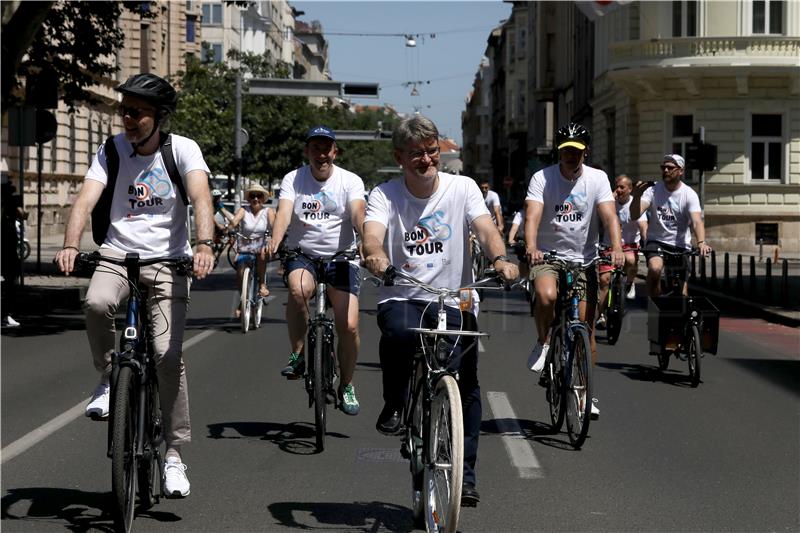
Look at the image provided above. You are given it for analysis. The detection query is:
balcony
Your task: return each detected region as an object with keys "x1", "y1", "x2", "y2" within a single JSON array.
[{"x1": 609, "y1": 36, "x2": 800, "y2": 71}]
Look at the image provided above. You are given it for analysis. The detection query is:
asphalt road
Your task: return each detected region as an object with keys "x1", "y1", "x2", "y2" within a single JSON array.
[{"x1": 2, "y1": 263, "x2": 799, "y2": 532}]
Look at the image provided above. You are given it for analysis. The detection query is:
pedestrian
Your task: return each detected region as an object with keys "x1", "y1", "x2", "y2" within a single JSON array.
[
  {"x1": 269, "y1": 125, "x2": 365, "y2": 416},
  {"x1": 363, "y1": 115, "x2": 518, "y2": 506},
  {"x1": 54, "y1": 73, "x2": 215, "y2": 498},
  {"x1": 1, "y1": 179, "x2": 26, "y2": 328}
]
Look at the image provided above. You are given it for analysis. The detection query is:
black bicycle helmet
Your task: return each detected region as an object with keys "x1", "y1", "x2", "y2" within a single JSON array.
[
  {"x1": 555, "y1": 123, "x2": 591, "y2": 151},
  {"x1": 115, "y1": 73, "x2": 178, "y2": 117}
]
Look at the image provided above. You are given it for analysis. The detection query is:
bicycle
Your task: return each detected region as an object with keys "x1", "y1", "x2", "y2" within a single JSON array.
[
  {"x1": 647, "y1": 247, "x2": 719, "y2": 388},
  {"x1": 280, "y1": 247, "x2": 358, "y2": 452},
  {"x1": 379, "y1": 265, "x2": 503, "y2": 533},
  {"x1": 538, "y1": 251, "x2": 594, "y2": 449},
  {"x1": 598, "y1": 251, "x2": 625, "y2": 346},
  {"x1": 231, "y1": 231, "x2": 270, "y2": 333},
  {"x1": 511, "y1": 241, "x2": 535, "y2": 316},
  {"x1": 76, "y1": 251, "x2": 193, "y2": 533}
]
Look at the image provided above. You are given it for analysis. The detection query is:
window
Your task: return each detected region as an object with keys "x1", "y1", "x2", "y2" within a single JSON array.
[
  {"x1": 518, "y1": 28, "x2": 526, "y2": 58},
  {"x1": 751, "y1": 114, "x2": 782, "y2": 181},
  {"x1": 508, "y1": 31, "x2": 515, "y2": 63},
  {"x1": 753, "y1": 0, "x2": 784, "y2": 34},
  {"x1": 50, "y1": 134, "x2": 57, "y2": 173},
  {"x1": 202, "y1": 2, "x2": 222, "y2": 25},
  {"x1": 672, "y1": 1, "x2": 697, "y2": 37},
  {"x1": 186, "y1": 15, "x2": 196, "y2": 43},
  {"x1": 201, "y1": 42, "x2": 223, "y2": 63},
  {"x1": 517, "y1": 80, "x2": 525, "y2": 119}
]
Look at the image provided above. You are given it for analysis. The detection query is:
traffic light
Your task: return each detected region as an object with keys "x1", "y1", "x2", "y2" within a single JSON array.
[
  {"x1": 686, "y1": 140, "x2": 717, "y2": 172},
  {"x1": 341, "y1": 82, "x2": 379, "y2": 98}
]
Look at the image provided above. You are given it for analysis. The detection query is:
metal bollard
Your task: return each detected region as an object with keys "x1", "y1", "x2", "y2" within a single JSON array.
[
  {"x1": 780, "y1": 259, "x2": 789, "y2": 308},
  {"x1": 723, "y1": 252, "x2": 730, "y2": 288},
  {"x1": 710, "y1": 250, "x2": 717, "y2": 287},
  {"x1": 749, "y1": 256, "x2": 756, "y2": 296},
  {"x1": 700, "y1": 255, "x2": 707, "y2": 284},
  {"x1": 765, "y1": 258, "x2": 772, "y2": 304},
  {"x1": 736, "y1": 254, "x2": 743, "y2": 292},
  {"x1": 691, "y1": 255, "x2": 697, "y2": 281}
]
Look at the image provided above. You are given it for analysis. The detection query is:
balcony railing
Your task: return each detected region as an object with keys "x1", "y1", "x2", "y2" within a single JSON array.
[{"x1": 609, "y1": 36, "x2": 800, "y2": 70}]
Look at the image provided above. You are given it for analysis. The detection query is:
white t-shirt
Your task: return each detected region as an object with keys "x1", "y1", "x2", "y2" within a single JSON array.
[
  {"x1": 279, "y1": 164, "x2": 365, "y2": 257},
  {"x1": 85, "y1": 133, "x2": 209, "y2": 259},
  {"x1": 642, "y1": 181, "x2": 701, "y2": 249},
  {"x1": 365, "y1": 172, "x2": 490, "y2": 305},
  {"x1": 511, "y1": 210, "x2": 525, "y2": 241},
  {"x1": 602, "y1": 196, "x2": 646, "y2": 246},
  {"x1": 238, "y1": 205, "x2": 270, "y2": 253},
  {"x1": 484, "y1": 189, "x2": 502, "y2": 223},
  {"x1": 525, "y1": 164, "x2": 613, "y2": 264}
]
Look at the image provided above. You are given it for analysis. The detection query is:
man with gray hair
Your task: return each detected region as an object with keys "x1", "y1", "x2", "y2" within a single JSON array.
[
  {"x1": 631, "y1": 154, "x2": 712, "y2": 297},
  {"x1": 363, "y1": 115, "x2": 518, "y2": 507}
]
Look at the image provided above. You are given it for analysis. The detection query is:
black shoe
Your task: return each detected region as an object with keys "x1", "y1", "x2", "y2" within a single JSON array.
[
  {"x1": 461, "y1": 483, "x2": 480, "y2": 507},
  {"x1": 375, "y1": 404, "x2": 402, "y2": 435}
]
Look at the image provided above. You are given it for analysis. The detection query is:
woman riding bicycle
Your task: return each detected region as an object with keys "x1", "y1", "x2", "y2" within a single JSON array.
[{"x1": 230, "y1": 183, "x2": 274, "y2": 316}]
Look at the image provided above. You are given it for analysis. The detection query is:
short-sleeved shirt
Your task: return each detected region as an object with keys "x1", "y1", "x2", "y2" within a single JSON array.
[
  {"x1": 237, "y1": 205, "x2": 271, "y2": 253},
  {"x1": 641, "y1": 181, "x2": 701, "y2": 249},
  {"x1": 279, "y1": 164, "x2": 365, "y2": 258},
  {"x1": 602, "y1": 196, "x2": 646, "y2": 247},
  {"x1": 511, "y1": 210, "x2": 525, "y2": 241},
  {"x1": 484, "y1": 189, "x2": 502, "y2": 223},
  {"x1": 365, "y1": 172, "x2": 490, "y2": 305},
  {"x1": 525, "y1": 164, "x2": 613, "y2": 264},
  {"x1": 85, "y1": 133, "x2": 209, "y2": 259}
]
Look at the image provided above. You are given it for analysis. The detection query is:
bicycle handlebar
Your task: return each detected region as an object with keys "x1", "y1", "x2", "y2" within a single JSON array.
[
  {"x1": 75, "y1": 251, "x2": 194, "y2": 276},
  {"x1": 656, "y1": 247, "x2": 700, "y2": 257},
  {"x1": 279, "y1": 247, "x2": 359, "y2": 264},
  {"x1": 382, "y1": 265, "x2": 505, "y2": 295}
]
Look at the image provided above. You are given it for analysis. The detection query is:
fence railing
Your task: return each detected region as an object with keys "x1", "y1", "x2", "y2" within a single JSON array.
[{"x1": 689, "y1": 251, "x2": 798, "y2": 309}]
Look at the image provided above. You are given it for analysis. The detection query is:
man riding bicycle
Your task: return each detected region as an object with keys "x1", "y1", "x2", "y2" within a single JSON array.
[
  {"x1": 269, "y1": 125, "x2": 365, "y2": 416},
  {"x1": 630, "y1": 154, "x2": 712, "y2": 297},
  {"x1": 524, "y1": 123, "x2": 624, "y2": 419},
  {"x1": 363, "y1": 115, "x2": 518, "y2": 507},
  {"x1": 54, "y1": 73, "x2": 215, "y2": 498}
]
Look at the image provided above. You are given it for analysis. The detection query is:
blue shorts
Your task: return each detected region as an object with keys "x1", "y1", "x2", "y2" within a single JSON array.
[
  {"x1": 235, "y1": 253, "x2": 257, "y2": 269},
  {"x1": 285, "y1": 256, "x2": 361, "y2": 296}
]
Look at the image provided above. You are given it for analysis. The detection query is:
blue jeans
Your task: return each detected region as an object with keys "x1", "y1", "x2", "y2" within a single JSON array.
[{"x1": 377, "y1": 299, "x2": 481, "y2": 486}]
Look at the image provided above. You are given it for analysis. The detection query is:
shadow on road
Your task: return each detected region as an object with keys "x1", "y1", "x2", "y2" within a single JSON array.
[
  {"x1": 597, "y1": 361, "x2": 698, "y2": 387},
  {"x1": 1, "y1": 486, "x2": 180, "y2": 532},
  {"x1": 0, "y1": 313, "x2": 87, "y2": 338},
  {"x1": 481, "y1": 417, "x2": 580, "y2": 450},
  {"x1": 726, "y1": 358, "x2": 800, "y2": 396},
  {"x1": 267, "y1": 500, "x2": 414, "y2": 532},
  {"x1": 206, "y1": 421, "x2": 349, "y2": 455}
]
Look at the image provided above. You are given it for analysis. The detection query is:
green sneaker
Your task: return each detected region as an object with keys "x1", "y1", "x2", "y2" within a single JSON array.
[
  {"x1": 280, "y1": 352, "x2": 305, "y2": 379},
  {"x1": 339, "y1": 383, "x2": 360, "y2": 416}
]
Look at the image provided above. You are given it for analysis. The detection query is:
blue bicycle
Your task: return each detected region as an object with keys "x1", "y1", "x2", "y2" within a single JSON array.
[{"x1": 232, "y1": 231, "x2": 270, "y2": 333}]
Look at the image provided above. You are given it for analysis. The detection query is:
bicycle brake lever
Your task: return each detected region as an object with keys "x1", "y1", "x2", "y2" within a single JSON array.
[{"x1": 383, "y1": 265, "x2": 397, "y2": 286}]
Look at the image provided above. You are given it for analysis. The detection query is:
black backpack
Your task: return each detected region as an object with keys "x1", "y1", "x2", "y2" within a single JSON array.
[{"x1": 91, "y1": 132, "x2": 189, "y2": 246}]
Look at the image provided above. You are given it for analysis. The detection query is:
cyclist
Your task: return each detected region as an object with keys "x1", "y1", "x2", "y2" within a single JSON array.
[
  {"x1": 363, "y1": 115, "x2": 518, "y2": 507},
  {"x1": 630, "y1": 154, "x2": 712, "y2": 297},
  {"x1": 524, "y1": 123, "x2": 624, "y2": 418},
  {"x1": 507, "y1": 204, "x2": 529, "y2": 281},
  {"x1": 54, "y1": 73, "x2": 215, "y2": 498},
  {"x1": 479, "y1": 180, "x2": 504, "y2": 232},
  {"x1": 229, "y1": 183, "x2": 275, "y2": 312},
  {"x1": 596, "y1": 174, "x2": 648, "y2": 328},
  {"x1": 212, "y1": 188, "x2": 234, "y2": 238},
  {"x1": 269, "y1": 125, "x2": 365, "y2": 416}
]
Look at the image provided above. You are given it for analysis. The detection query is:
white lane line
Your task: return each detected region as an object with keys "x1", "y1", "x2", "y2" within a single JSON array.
[
  {"x1": 485, "y1": 391, "x2": 543, "y2": 479},
  {"x1": 1, "y1": 329, "x2": 216, "y2": 465}
]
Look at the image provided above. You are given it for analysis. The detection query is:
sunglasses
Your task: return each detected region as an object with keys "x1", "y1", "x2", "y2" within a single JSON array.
[
  {"x1": 660, "y1": 164, "x2": 679, "y2": 171},
  {"x1": 248, "y1": 194, "x2": 264, "y2": 200},
  {"x1": 118, "y1": 105, "x2": 154, "y2": 119}
]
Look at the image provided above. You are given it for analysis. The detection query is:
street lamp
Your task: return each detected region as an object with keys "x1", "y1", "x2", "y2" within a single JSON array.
[{"x1": 405, "y1": 34, "x2": 416, "y2": 47}]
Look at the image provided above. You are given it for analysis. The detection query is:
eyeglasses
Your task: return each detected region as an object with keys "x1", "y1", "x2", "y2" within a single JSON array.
[
  {"x1": 407, "y1": 146, "x2": 440, "y2": 161},
  {"x1": 660, "y1": 165, "x2": 680, "y2": 172},
  {"x1": 118, "y1": 105, "x2": 154, "y2": 119}
]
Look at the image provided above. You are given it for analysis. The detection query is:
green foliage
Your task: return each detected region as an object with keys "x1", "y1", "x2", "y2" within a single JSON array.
[{"x1": 170, "y1": 53, "x2": 399, "y2": 189}]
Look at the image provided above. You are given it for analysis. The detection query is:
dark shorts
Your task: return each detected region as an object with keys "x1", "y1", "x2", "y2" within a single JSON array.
[
  {"x1": 643, "y1": 241, "x2": 689, "y2": 281},
  {"x1": 235, "y1": 252, "x2": 256, "y2": 269},
  {"x1": 285, "y1": 256, "x2": 361, "y2": 296}
]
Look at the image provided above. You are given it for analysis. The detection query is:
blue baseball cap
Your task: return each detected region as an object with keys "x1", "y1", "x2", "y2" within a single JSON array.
[{"x1": 306, "y1": 125, "x2": 336, "y2": 142}]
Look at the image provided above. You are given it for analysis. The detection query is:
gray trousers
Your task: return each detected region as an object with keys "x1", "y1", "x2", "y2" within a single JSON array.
[{"x1": 85, "y1": 249, "x2": 191, "y2": 446}]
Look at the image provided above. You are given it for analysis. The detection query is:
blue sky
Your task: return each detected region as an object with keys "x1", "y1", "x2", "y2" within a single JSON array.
[{"x1": 294, "y1": 1, "x2": 512, "y2": 146}]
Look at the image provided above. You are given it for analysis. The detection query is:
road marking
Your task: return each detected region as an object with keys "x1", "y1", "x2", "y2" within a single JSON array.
[
  {"x1": 485, "y1": 391, "x2": 543, "y2": 479},
  {"x1": 1, "y1": 330, "x2": 216, "y2": 465}
]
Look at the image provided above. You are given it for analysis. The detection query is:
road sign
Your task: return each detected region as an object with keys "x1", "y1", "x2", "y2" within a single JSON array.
[
  {"x1": 8, "y1": 106, "x2": 36, "y2": 146},
  {"x1": 35, "y1": 110, "x2": 57, "y2": 144}
]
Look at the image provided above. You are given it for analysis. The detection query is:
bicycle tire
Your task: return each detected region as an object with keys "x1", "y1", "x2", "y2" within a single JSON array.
[
  {"x1": 253, "y1": 295, "x2": 264, "y2": 329},
  {"x1": 227, "y1": 242, "x2": 237, "y2": 270},
  {"x1": 565, "y1": 327, "x2": 592, "y2": 449},
  {"x1": 111, "y1": 366, "x2": 137, "y2": 533},
  {"x1": 313, "y1": 323, "x2": 326, "y2": 452},
  {"x1": 605, "y1": 273, "x2": 624, "y2": 345},
  {"x1": 137, "y1": 374, "x2": 162, "y2": 510},
  {"x1": 546, "y1": 330, "x2": 566, "y2": 433},
  {"x1": 18, "y1": 241, "x2": 31, "y2": 260},
  {"x1": 424, "y1": 375, "x2": 463, "y2": 533},
  {"x1": 687, "y1": 324, "x2": 702, "y2": 388},
  {"x1": 241, "y1": 266, "x2": 251, "y2": 333},
  {"x1": 408, "y1": 372, "x2": 425, "y2": 529}
]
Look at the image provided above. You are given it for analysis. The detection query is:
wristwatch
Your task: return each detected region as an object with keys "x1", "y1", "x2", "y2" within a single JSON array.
[
  {"x1": 196, "y1": 239, "x2": 214, "y2": 248},
  {"x1": 492, "y1": 255, "x2": 509, "y2": 266}
]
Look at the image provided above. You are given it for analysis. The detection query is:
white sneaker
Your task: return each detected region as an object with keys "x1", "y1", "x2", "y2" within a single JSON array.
[
  {"x1": 164, "y1": 458, "x2": 190, "y2": 497},
  {"x1": 85, "y1": 380, "x2": 110, "y2": 419},
  {"x1": 595, "y1": 314, "x2": 607, "y2": 330},
  {"x1": 591, "y1": 398, "x2": 600, "y2": 419},
  {"x1": 527, "y1": 342, "x2": 549, "y2": 373},
  {"x1": 626, "y1": 283, "x2": 636, "y2": 300},
  {"x1": 3, "y1": 315, "x2": 20, "y2": 328}
]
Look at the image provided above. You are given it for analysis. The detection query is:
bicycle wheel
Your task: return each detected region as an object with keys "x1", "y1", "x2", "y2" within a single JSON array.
[
  {"x1": 18, "y1": 241, "x2": 31, "y2": 260},
  {"x1": 424, "y1": 375, "x2": 463, "y2": 533},
  {"x1": 111, "y1": 366, "x2": 137, "y2": 533},
  {"x1": 253, "y1": 273, "x2": 264, "y2": 329},
  {"x1": 137, "y1": 374, "x2": 162, "y2": 510},
  {"x1": 313, "y1": 323, "x2": 327, "y2": 452},
  {"x1": 546, "y1": 330, "x2": 566, "y2": 433},
  {"x1": 240, "y1": 266, "x2": 251, "y2": 333},
  {"x1": 408, "y1": 373, "x2": 425, "y2": 529},
  {"x1": 227, "y1": 242, "x2": 237, "y2": 269},
  {"x1": 605, "y1": 273, "x2": 624, "y2": 345},
  {"x1": 565, "y1": 327, "x2": 592, "y2": 449},
  {"x1": 686, "y1": 324, "x2": 702, "y2": 388}
]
